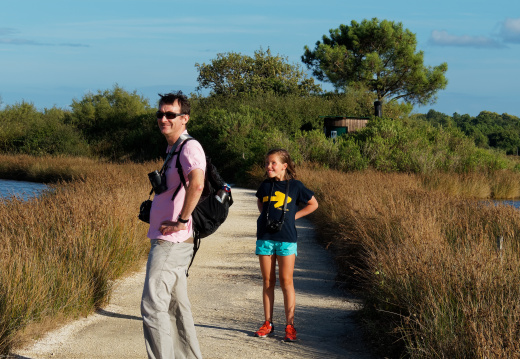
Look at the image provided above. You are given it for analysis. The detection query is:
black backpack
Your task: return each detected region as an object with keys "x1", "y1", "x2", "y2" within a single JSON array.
[
  {"x1": 172, "y1": 137, "x2": 233, "y2": 273},
  {"x1": 172, "y1": 137, "x2": 233, "y2": 239}
]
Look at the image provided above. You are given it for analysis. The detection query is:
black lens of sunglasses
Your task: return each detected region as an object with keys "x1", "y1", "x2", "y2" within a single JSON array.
[{"x1": 156, "y1": 111, "x2": 184, "y2": 120}]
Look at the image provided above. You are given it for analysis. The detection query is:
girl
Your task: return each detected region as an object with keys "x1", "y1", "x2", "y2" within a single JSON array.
[{"x1": 254, "y1": 149, "x2": 318, "y2": 342}]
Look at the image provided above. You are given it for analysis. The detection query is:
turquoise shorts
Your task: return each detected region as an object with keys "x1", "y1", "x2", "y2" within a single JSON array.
[{"x1": 256, "y1": 240, "x2": 297, "y2": 256}]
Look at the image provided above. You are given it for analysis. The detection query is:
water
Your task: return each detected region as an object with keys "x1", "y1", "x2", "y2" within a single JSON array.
[
  {"x1": 0, "y1": 179, "x2": 49, "y2": 201},
  {"x1": 498, "y1": 200, "x2": 520, "y2": 209}
]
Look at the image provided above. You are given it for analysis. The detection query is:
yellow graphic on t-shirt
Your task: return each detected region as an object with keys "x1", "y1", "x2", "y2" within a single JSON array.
[{"x1": 263, "y1": 191, "x2": 292, "y2": 209}]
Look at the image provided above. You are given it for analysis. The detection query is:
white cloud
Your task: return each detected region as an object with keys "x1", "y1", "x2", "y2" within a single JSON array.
[
  {"x1": 499, "y1": 17, "x2": 520, "y2": 43},
  {"x1": 429, "y1": 30, "x2": 505, "y2": 49}
]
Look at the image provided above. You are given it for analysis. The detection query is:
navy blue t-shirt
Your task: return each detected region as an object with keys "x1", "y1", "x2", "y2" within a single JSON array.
[{"x1": 255, "y1": 179, "x2": 314, "y2": 243}]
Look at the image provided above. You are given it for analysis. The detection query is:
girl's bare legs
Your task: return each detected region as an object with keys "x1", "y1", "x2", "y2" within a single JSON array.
[
  {"x1": 277, "y1": 254, "x2": 296, "y2": 325},
  {"x1": 258, "y1": 254, "x2": 277, "y2": 322}
]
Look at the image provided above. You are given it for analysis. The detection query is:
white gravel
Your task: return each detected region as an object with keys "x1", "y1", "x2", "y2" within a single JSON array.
[{"x1": 12, "y1": 187, "x2": 377, "y2": 359}]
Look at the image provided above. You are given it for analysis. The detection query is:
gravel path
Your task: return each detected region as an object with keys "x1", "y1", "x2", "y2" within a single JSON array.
[{"x1": 12, "y1": 188, "x2": 378, "y2": 359}]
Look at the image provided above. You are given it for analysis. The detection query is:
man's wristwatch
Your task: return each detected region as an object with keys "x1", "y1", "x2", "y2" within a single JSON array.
[{"x1": 177, "y1": 216, "x2": 189, "y2": 224}]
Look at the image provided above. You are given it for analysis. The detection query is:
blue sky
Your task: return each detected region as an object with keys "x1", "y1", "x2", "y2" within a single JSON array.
[{"x1": 1, "y1": 0, "x2": 519, "y2": 117}]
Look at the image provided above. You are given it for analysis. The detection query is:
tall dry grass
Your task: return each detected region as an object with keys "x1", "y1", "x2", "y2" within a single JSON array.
[
  {"x1": 3, "y1": 154, "x2": 520, "y2": 357},
  {"x1": 0, "y1": 155, "x2": 158, "y2": 355},
  {"x1": 299, "y1": 167, "x2": 520, "y2": 358},
  {"x1": 0, "y1": 154, "x2": 95, "y2": 183},
  {"x1": 420, "y1": 170, "x2": 520, "y2": 200}
]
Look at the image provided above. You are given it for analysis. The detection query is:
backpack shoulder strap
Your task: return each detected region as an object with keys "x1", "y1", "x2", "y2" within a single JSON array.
[
  {"x1": 171, "y1": 136, "x2": 195, "y2": 200},
  {"x1": 175, "y1": 137, "x2": 194, "y2": 188}
]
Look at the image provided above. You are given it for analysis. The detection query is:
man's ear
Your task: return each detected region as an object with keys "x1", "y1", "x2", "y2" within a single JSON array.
[{"x1": 183, "y1": 115, "x2": 190, "y2": 125}]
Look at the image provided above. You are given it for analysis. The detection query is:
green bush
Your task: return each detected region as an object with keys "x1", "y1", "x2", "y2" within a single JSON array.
[
  {"x1": 336, "y1": 136, "x2": 369, "y2": 171},
  {"x1": 0, "y1": 103, "x2": 89, "y2": 156},
  {"x1": 296, "y1": 129, "x2": 338, "y2": 166},
  {"x1": 0, "y1": 86, "x2": 514, "y2": 179},
  {"x1": 66, "y1": 85, "x2": 158, "y2": 161},
  {"x1": 349, "y1": 117, "x2": 514, "y2": 174},
  {"x1": 416, "y1": 109, "x2": 520, "y2": 155},
  {"x1": 189, "y1": 105, "x2": 272, "y2": 180}
]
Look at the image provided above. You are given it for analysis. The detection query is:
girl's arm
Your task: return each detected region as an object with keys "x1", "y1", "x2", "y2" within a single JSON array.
[
  {"x1": 257, "y1": 198, "x2": 263, "y2": 213},
  {"x1": 295, "y1": 196, "x2": 318, "y2": 220}
]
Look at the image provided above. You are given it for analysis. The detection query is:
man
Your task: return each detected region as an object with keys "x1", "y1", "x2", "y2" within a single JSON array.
[{"x1": 141, "y1": 91, "x2": 205, "y2": 359}]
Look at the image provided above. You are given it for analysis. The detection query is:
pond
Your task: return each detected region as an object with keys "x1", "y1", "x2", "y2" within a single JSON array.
[
  {"x1": 0, "y1": 179, "x2": 49, "y2": 201},
  {"x1": 497, "y1": 200, "x2": 520, "y2": 209}
]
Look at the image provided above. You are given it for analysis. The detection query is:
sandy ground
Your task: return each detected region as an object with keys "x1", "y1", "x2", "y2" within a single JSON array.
[{"x1": 12, "y1": 187, "x2": 378, "y2": 359}]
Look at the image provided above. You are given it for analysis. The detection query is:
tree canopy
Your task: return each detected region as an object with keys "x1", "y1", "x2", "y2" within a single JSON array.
[
  {"x1": 67, "y1": 85, "x2": 151, "y2": 140},
  {"x1": 302, "y1": 18, "x2": 448, "y2": 106},
  {"x1": 414, "y1": 109, "x2": 520, "y2": 155},
  {"x1": 66, "y1": 85, "x2": 164, "y2": 160},
  {"x1": 195, "y1": 48, "x2": 321, "y2": 97}
]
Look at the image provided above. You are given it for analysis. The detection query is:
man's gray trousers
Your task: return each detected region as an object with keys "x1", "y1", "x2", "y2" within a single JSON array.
[{"x1": 141, "y1": 239, "x2": 202, "y2": 359}]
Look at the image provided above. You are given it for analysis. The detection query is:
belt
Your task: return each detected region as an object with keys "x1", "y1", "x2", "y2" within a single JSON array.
[{"x1": 155, "y1": 237, "x2": 194, "y2": 244}]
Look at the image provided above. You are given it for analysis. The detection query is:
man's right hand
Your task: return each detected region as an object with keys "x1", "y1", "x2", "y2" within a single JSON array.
[{"x1": 159, "y1": 220, "x2": 187, "y2": 235}]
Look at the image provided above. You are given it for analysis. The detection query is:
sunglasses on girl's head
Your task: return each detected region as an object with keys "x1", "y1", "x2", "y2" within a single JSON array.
[{"x1": 156, "y1": 111, "x2": 185, "y2": 120}]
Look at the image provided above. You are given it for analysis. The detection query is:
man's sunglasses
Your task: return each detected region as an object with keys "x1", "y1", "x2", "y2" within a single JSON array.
[{"x1": 156, "y1": 111, "x2": 186, "y2": 120}]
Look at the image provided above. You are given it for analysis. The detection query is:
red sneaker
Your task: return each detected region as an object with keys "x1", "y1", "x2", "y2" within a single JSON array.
[
  {"x1": 283, "y1": 324, "x2": 297, "y2": 342},
  {"x1": 254, "y1": 321, "x2": 274, "y2": 337}
]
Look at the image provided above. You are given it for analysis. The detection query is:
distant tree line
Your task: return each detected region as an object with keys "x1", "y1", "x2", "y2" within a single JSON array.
[
  {"x1": 0, "y1": 84, "x2": 516, "y2": 182},
  {"x1": 414, "y1": 109, "x2": 520, "y2": 155},
  {"x1": 0, "y1": 86, "x2": 164, "y2": 161}
]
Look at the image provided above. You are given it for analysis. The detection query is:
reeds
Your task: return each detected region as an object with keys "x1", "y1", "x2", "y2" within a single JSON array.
[
  {"x1": 420, "y1": 170, "x2": 520, "y2": 200},
  {"x1": 299, "y1": 167, "x2": 520, "y2": 358},
  {"x1": 3, "y1": 154, "x2": 520, "y2": 357},
  {"x1": 0, "y1": 154, "x2": 96, "y2": 183},
  {"x1": 0, "y1": 155, "x2": 157, "y2": 354}
]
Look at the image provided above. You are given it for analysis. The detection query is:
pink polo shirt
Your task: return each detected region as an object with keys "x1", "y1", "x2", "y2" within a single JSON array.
[{"x1": 147, "y1": 134, "x2": 206, "y2": 243}]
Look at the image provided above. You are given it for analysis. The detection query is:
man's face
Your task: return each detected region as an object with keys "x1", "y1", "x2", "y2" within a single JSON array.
[{"x1": 157, "y1": 100, "x2": 188, "y2": 142}]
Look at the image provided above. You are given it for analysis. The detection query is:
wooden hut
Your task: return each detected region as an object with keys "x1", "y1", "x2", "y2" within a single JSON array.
[{"x1": 321, "y1": 116, "x2": 370, "y2": 138}]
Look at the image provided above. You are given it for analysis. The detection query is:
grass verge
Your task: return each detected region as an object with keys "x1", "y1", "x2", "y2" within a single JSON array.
[
  {"x1": 299, "y1": 167, "x2": 520, "y2": 358},
  {"x1": 3, "y1": 155, "x2": 520, "y2": 357},
  {"x1": 0, "y1": 155, "x2": 156, "y2": 355}
]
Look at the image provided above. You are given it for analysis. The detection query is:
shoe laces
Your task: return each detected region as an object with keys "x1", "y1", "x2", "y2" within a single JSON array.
[
  {"x1": 258, "y1": 321, "x2": 272, "y2": 334},
  {"x1": 285, "y1": 324, "x2": 296, "y2": 336}
]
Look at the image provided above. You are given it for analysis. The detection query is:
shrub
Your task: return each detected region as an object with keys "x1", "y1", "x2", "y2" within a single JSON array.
[
  {"x1": 349, "y1": 117, "x2": 515, "y2": 174},
  {"x1": 336, "y1": 136, "x2": 369, "y2": 171},
  {"x1": 0, "y1": 103, "x2": 89, "y2": 156},
  {"x1": 66, "y1": 85, "x2": 157, "y2": 160}
]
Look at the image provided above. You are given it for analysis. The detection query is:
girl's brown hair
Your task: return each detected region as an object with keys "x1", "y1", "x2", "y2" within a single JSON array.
[{"x1": 266, "y1": 148, "x2": 297, "y2": 180}]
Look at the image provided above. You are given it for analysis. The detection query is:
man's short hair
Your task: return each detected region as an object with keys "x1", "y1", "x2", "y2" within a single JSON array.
[{"x1": 158, "y1": 91, "x2": 190, "y2": 115}]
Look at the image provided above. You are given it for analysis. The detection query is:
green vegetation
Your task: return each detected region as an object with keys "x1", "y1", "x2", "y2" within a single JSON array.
[
  {"x1": 67, "y1": 85, "x2": 164, "y2": 161},
  {"x1": 195, "y1": 48, "x2": 322, "y2": 96},
  {"x1": 191, "y1": 95, "x2": 516, "y2": 181},
  {"x1": 0, "y1": 102, "x2": 89, "y2": 157},
  {"x1": 1, "y1": 24, "x2": 520, "y2": 355},
  {"x1": 0, "y1": 155, "x2": 152, "y2": 354},
  {"x1": 297, "y1": 168, "x2": 520, "y2": 358},
  {"x1": 0, "y1": 85, "x2": 167, "y2": 163},
  {"x1": 302, "y1": 18, "x2": 448, "y2": 108},
  {"x1": 1, "y1": 85, "x2": 518, "y2": 187},
  {"x1": 415, "y1": 109, "x2": 520, "y2": 155}
]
